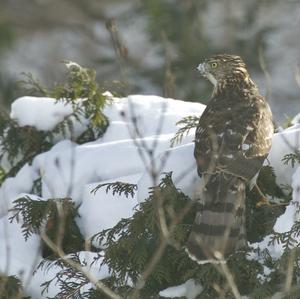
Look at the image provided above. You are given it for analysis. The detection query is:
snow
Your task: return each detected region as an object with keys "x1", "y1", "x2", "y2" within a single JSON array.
[
  {"x1": 1, "y1": 94, "x2": 300, "y2": 297},
  {"x1": 267, "y1": 123, "x2": 300, "y2": 187},
  {"x1": 26, "y1": 252, "x2": 110, "y2": 298},
  {"x1": 159, "y1": 279, "x2": 203, "y2": 299},
  {"x1": 11, "y1": 97, "x2": 77, "y2": 131},
  {"x1": 78, "y1": 174, "x2": 140, "y2": 243},
  {"x1": 10, "y1": 96, "x2": 90, "y2": 145},
  {"x1": 291, "y1": 113, "x2": 300, "y2": 125},
  {"x1": 33, "y1": 139, "x2": 149, "y2": 204},
  {"x1": 0, "y1": 94, "x2": 205, "y2": 297},
  {"x1": 273, "y1": 166, "x2": 300, "y2": 234},
  {"x1": 0, "y1": 164, "x2": 38, "y2": 217},
  {"x1": 102, "y1": 95, "x2": 204, "y2": 141},
  {"x1": 137, "y1": 143, "x2": 200, "y2": 202},
  {"x1": 250, "y1": 156, "x2": 300, "y2": 261},
  {"x1": 0, "y1": 214, "x2": 41, "y2": 273}
]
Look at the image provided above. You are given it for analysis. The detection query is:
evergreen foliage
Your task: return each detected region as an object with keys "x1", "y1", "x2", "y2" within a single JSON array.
[
  {"x1": 0, "y1": 23, "x2": 16, "y2": 108},
  {"x1": 92, "y1": 182, "x2": 138, "y2": 199},
  {"x1": 0, "y1": 274, "x2": 30, "y2": 299},
  {"x1": 21, "y1": 61, "x2": 110, "y2": 129},
  {"x1": 141, "y1": 0, "x2": 212, "y2": 99},
  {"x1": 0, "y1": 61, "x2": 109, "y2": 184},
  {"x1": 0, "y1": 112, "x2": 51, "y2": 180},
  {"x1": 9, "y1": 196, "x2": 84, "y2": 258},
  {"x1": 38, "y1": 252, "x2": 96, "y2": 299},
  {"x1": 2, "y1": 66, "x2": 300, "y2": 298},
  {"x1": 282, "y1": 151, "x2": 300, "y2": 169},
  {"x1": 140, "y1": 0, "x2": 274, "y2": 101},
  {"x1": 246, "y1": 165, "x2": 290, "y2": 242},
  {"x1": 27, "y1": 169, "x2": 295, "y2": 298},
  {"x1": 91, "y1": 173, "x2": 195, "y2": 295},
  {"x1": 87, "y1": 172, "x2": 290, "y2": 299},
  {"x1": 170, "y1": 116, "x2": 200, "y2": 147}
]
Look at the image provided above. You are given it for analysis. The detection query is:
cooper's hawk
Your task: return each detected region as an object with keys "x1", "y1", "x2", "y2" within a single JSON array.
[{"x1": 186, "y1": 54, "x2": 274, "y2": 263}]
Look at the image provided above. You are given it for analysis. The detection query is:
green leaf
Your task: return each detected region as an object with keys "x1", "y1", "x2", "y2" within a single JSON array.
[
  {"x1": 170, "y1": 115, "x2": 200, "y2": 146},
  {"x1": 91, "y1": 181, "x2": 138, "y2": 198}
]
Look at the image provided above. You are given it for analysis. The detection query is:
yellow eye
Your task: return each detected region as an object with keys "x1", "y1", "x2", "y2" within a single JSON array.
[{"x1": 211, "y1": 62, "x2": 218, "y2": 68}]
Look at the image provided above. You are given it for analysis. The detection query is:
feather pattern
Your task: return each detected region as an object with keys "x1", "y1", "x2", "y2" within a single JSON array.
[{"x1": 187, "y1": 54, "x2": 274, "y2": 262}]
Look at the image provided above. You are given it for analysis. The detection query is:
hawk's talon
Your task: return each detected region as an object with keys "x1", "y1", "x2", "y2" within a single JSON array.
[
  {"x1": 256, "y1": 197, "x2": 270, "y2": 207},
  {"x1": 256, "y1": 197, "x2": 289, "y2": 208}
]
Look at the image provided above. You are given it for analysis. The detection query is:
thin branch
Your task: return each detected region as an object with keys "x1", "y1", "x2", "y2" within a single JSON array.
[
  {"x1": 40, "y1": 230, "x2": 122, "y2": 299},
  {"x1": 219, "y1": 263, "x2": 241, "y2": 299},
  {"x1": 284, "y1": 248, "x2": 295, "y2": 295},
  {"x1": 129, "y1": 199, "x2": 194, "y2": 299}
]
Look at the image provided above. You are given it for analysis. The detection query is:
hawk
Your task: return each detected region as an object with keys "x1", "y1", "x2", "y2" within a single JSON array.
[{"x1": 186, "y1": 54, "x2": 274, "y2": 263}]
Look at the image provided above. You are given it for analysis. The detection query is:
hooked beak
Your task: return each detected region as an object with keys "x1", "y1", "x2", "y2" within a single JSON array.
[
  {"x1": 197, "y1": 63, "x2": 206, "y2": 76},
  {"x1": 197, "y1": 62, "x2": 217, "y2": 86}
]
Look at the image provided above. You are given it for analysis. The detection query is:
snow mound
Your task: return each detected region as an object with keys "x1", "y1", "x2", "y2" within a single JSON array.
[
  {"x1": 1, "y1": 94, "x2": 300, "y2": 298},
  {"x1": 11, "y1": 97, "x2": 75, "y2": 131},
  {"x1": 159, "y1": 279, "x2": 203, "y2": 299},
  {"x1": 268, "y1": 124, "x2": 300, "y2": 186},
  {"x1": 273, "y1": 166, "x2": 300, "y2": 233},
  {"x1": 0, "y1": 95, "x2": 205, "y2": 297}
]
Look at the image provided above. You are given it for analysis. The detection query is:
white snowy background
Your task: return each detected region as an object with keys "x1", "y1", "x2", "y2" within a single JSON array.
[{"x1": 0, "y1": 95, "x2": 299, "y2": 298}]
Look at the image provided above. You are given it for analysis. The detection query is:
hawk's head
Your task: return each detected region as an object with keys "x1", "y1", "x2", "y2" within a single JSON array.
[{"x1": 197, "y1": 54, "x2": 250, "y2": 87}]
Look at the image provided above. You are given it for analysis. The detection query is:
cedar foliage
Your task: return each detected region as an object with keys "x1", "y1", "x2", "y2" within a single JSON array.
[
  {"x1": 30, "y1": 170, "x2": 292, "y2": 298},
  {"x1": 92, "y1": 181, "x2": 138, "y2": 199},
  {"x1": 170, "y1": 116, "x2": 200, "y2": 147},
  {"x1": 92, "y1": 173, "x2": 196, "y2": 296},
  {"x1": 9, "y1": 196, "x2": 84, "y2": 258},
  {"x1": 2, "y1": 62, "x2": 300, "y2": 298},
  {"x1": 0, "y1": 61, "x2": 109, "y2": 184},
  {"x1": 0, "y1": 275, "x2": 30, "y2": 299}
]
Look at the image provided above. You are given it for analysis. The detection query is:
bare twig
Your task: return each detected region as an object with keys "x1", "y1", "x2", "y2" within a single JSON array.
[
  {"x1": 129, "y1": 199, "x2": 194, "y2": 299},
  {"x1": 161, "y1": 31, "x2": 176, "y2": 98},
  {"x1": 219, "y1": 262, "x2": 241, "y2": 299},
  {"x1": 284, "y1": 248, "x2": 295, "y2": 295},
  {"x1": 294, "y1": 64, "x2": 300, "y2": 87},
  {"x1": 40, "y1": 232, "x2": 122, "y2": 299},
  {"x1": 258, "y1": 46, "x2": 272, "y2": 103}
]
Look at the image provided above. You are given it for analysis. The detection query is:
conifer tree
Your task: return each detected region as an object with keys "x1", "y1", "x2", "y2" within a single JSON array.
[{"x1": 3, "y1": 62, "x2": 300, "y2": 299}]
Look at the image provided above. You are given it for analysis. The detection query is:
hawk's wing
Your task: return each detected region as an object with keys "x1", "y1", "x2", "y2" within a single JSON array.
[
  {"x1": 187, "y1": 95, "x2": 273, "y2": 262},
  {"x1": 194, "y1": 95, "x2": 273, "y2": 180}
]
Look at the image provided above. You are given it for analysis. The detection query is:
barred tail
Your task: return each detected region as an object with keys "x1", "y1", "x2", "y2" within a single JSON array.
[{"x1": 186, "y1": 173, "x2": 246, "y2": 263}]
